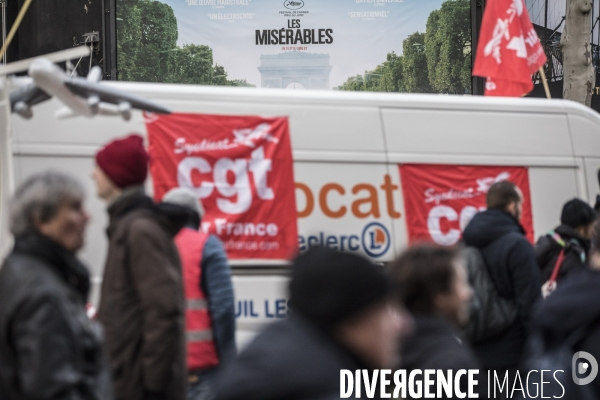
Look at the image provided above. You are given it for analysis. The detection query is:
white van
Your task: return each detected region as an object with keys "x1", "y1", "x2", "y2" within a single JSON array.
[{"x1": 2, "y1": 83, "x2": 600, "y2": 345}]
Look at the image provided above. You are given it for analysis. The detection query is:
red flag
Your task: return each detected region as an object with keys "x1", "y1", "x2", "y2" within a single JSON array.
[{"x1": 473, "y1": 0, "x2": 547, "y2": 97}]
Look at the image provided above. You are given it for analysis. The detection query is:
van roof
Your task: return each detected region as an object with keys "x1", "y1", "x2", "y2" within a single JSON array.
[{"x1": 108, "y1": 81, "x2": 600, "y2": 121}]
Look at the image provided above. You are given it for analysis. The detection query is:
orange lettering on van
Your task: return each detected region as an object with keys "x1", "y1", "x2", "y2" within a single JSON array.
[
  {"x1": 351, "y1": 184, "x2": 380, "y2": 218},
  {"x1": 381, "y1": 174, "x2": 402, "y2": 218},
  {"x1": 295, "y1": 183, "x2": 314, "y2": 218},
  {"x1": 319, "y1": 183, "x2": 346, "y2": 218}
]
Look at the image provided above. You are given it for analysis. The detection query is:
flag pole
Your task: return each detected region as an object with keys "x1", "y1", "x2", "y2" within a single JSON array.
[
  {"x1": 0, "y1": 0, "x2": 32, "y2": 63},
  {"x1": 539, "y1": 67, "x2": 551, "y2": 99}
]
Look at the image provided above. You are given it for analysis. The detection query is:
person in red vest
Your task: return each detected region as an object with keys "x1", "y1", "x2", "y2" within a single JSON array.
[{"x1": 162, "y1": 188, "x2": 236, "y2": 400}]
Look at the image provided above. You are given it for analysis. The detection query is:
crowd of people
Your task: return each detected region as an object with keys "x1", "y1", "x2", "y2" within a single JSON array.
[{"x1": 0, "y1": 133, "x2": 599, "y2": 400}]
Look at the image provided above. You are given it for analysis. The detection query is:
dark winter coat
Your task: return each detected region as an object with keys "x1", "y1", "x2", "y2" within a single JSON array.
[
  {"x1": 401, "y1": 315, "x2": 482, "y2": 400},
  {"x1": 97, "y1": 189, "x2": 188, "y2": 400},
  {"x1": 535, "y1": 224, "x2": 590, "y2": 282},
  {"x1": 532, "y1": 268, "x2": 600, "y2": 398},
  {"x1": 214, "y1": 316, "x2": 375, "y2": 400},
  {"x1": 0, "y1": 232, "x2": 112, "y2": 400},
  {"x1": 463, "y1": 209, "x2": 541, "y2": 369}
]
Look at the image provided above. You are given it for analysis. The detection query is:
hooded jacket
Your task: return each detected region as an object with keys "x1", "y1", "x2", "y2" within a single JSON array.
[
  {"x1": 214, "y1": 316, "x2": 375, "y2": 400},
  {"x1": 97, "y1": 189, "x2": 188, "y2": 400},
  {"x1": 535, "y1": 224, "x2": 590, "y2": 282},
  {"x1": 0, "y1": 232, "x2": 112, "y2": 400},
  {"x1": 462, "y1": 209, "x2": 541, "y2": 369}
]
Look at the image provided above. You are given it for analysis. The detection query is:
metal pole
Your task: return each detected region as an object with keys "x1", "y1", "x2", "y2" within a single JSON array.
[
  {"x1": 1, "y1": 0, "x2": 5, "y2": 65},
  {"x1": 544, "y1": 0, "x2": 548, "y2": 30},
  {"x1": 471, "y1": 0, "x2": 485, "y2": 95}
]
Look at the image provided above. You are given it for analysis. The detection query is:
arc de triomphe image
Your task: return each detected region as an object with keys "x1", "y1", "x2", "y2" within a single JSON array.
[{"x1": 257, "y1": 52, "x2": 333, "y2": 90}]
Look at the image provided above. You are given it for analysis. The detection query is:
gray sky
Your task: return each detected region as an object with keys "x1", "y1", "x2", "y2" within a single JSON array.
[{"x1": 165, "y1": 0, "x2": 446, "y2": 88}]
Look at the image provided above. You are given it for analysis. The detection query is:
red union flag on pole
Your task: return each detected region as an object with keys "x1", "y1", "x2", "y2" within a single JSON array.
[
  {"x1": 473, "y1": 0, "x2": 547, "y2": 96},
  {"x1": 146, "y1": 113, "x2": 298, "y2": 260}
]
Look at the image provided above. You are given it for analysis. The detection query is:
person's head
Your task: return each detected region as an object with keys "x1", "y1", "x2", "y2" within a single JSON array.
[
  {"x1": 289, "y1": 246, "x2": 411, "y2": 368},
  {"x1": 390, "y1": 243, "x2": 472, "y2": 327},
  {"x1": 486, "y1": 181, "x2": 523, "y2": 221},
  {"x1": 92, "y1": 134, "x2": 149, "y2": 201},
  {"x1": 560, "y1": 198, "x2": 598, "y2": 240},
  {"x1": 10, "y1": 172, "x2": 89, "y2": 252},
  {"x1": 162, "y1": 187, "x2": 205, "y2": 229}
]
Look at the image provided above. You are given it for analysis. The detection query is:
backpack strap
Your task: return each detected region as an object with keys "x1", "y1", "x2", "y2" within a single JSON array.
[
  {"x1": 549, "y1": 230, "x2": 587, "y2": 264},
  {"x1": 549, "y1": 230, "x2": 565, "y2": 247},
  {"x1": 547, "y1": 231, "x2": 567, "y2": 285},
  {"x1": 548, "y1": 248, "x2": 566, "y2": 285}
]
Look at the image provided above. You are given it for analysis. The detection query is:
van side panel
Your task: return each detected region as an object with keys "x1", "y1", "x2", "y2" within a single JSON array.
[
  {"x1": 233, "y1": 275, "x2": 289, "y2": 349},
  {"x1": 583, "y1": 158, "x2": 600, "y2": 205},
  {"x1": 528, "y1": 167, "x2": 579, "y2": 240},
  {"x1": 381, "y1": 109, "x2": 572, "y2": 157},
  {"x1": 569, "y1": 115, "x2": 600, "y2": 157},
  {"x1": 294, "y1": 161, "x2": 399, "y2": 261},
  {"x1": 139, "y1": 100, "x2": 386, "y2": 153}
]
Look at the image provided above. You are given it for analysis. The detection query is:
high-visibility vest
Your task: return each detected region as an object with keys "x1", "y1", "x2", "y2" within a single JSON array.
[{"x1": 174, "y1": 227, "x2": 219, "y2": 370}]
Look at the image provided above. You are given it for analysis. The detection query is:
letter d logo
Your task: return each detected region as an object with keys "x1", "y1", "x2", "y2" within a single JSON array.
[{"x1": 572, "y1": 351, "x2": 599, "y2": 385}]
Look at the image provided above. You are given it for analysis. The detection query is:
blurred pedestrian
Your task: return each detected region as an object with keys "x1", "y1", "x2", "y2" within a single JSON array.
[
  {"x1": 463, "y1": 181, "x2": 541, "y2": 371},
  {"x1": 528, "y1": 223, "x2": 600, "y2": 398},
  {"x1": 214, "y1": 246, "x2": 410, "y2": 400},
  {"x1": 0, "y1": 172, "x2": 112, "y2": 399},
  {"x1": 535, "y1": 198, "x2": 597, "y2": 289},
  {"x1": 162, "y1": 188, "x2": 236, "y2": 400},
  {"x1": 93, "y1": 134, "x2": 188, "y2": 400},
  {"x1": 391, "y1": 243, "x2": 480, "y2": 399}
]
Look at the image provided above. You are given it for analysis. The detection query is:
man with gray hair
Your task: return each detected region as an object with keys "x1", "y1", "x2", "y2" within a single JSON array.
[
  {"x1": 0, "y1": 171, "x2": 112, "y2": 399},
  {"x1": 162, "y1": 187, "x2": 236, "y2": 400}
]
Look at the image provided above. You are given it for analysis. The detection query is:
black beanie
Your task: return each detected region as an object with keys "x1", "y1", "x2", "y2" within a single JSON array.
[
  {"x1": 561, "y1": 198, "x2": 597, "y2": 228},
  {"x1": 289, "y1": 246, "x2": 391, "y2": 330}
]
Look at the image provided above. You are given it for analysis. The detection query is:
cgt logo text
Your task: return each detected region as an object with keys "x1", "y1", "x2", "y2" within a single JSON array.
[
  {"x1": 298, "y1": 222, "x2": 390, "y2": 258},
  {"x1": 340, "y1": 354, "x2": 599, "y2": 398}
]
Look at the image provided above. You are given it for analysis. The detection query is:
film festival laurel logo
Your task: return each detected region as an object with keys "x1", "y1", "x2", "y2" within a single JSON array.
[
  {"x1": 340, "y1": 352, "x2": 599, "y2": 398},
  {"x1": 283, "y1": 0, "x2": 304, "y2": 10}
]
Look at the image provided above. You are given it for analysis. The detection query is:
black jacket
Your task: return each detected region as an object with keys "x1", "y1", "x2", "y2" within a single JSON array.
[
  {"x1": 463, "y1": 209, "x2": 541, "y2": 369},
  {"x1": 535, "y1": 224, "x2": 590, "y2": 282},
  {"x1": 214, "y1": 316, "x2": 375, "y2": 400},
  {"x1": 401, "y1": 315, "x2": 482, "y2": 400},
  {"x1": 532, "y1": 268, "x2": 600, "y2": 398},
  {"x1": 0, "y1": 233, "x2": 112, "y2": 400}
]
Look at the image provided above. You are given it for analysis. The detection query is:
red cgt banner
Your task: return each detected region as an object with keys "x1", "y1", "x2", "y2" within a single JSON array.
[
  {"x1": 399, "y1": 164, "x2": 534, "y2": 245},
  {"x1": 146, "y1": 113, "x2": 298, "y2": 260}
]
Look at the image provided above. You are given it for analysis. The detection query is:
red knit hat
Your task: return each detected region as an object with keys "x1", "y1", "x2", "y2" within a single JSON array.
[{"x1": 96, "y1": 134, "x2": 149, "y2": 189}]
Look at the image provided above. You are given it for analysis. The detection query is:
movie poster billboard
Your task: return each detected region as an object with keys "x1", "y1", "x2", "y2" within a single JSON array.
[{"x1": 116, "y1": 0, "x2": 472, "y2": 94}]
